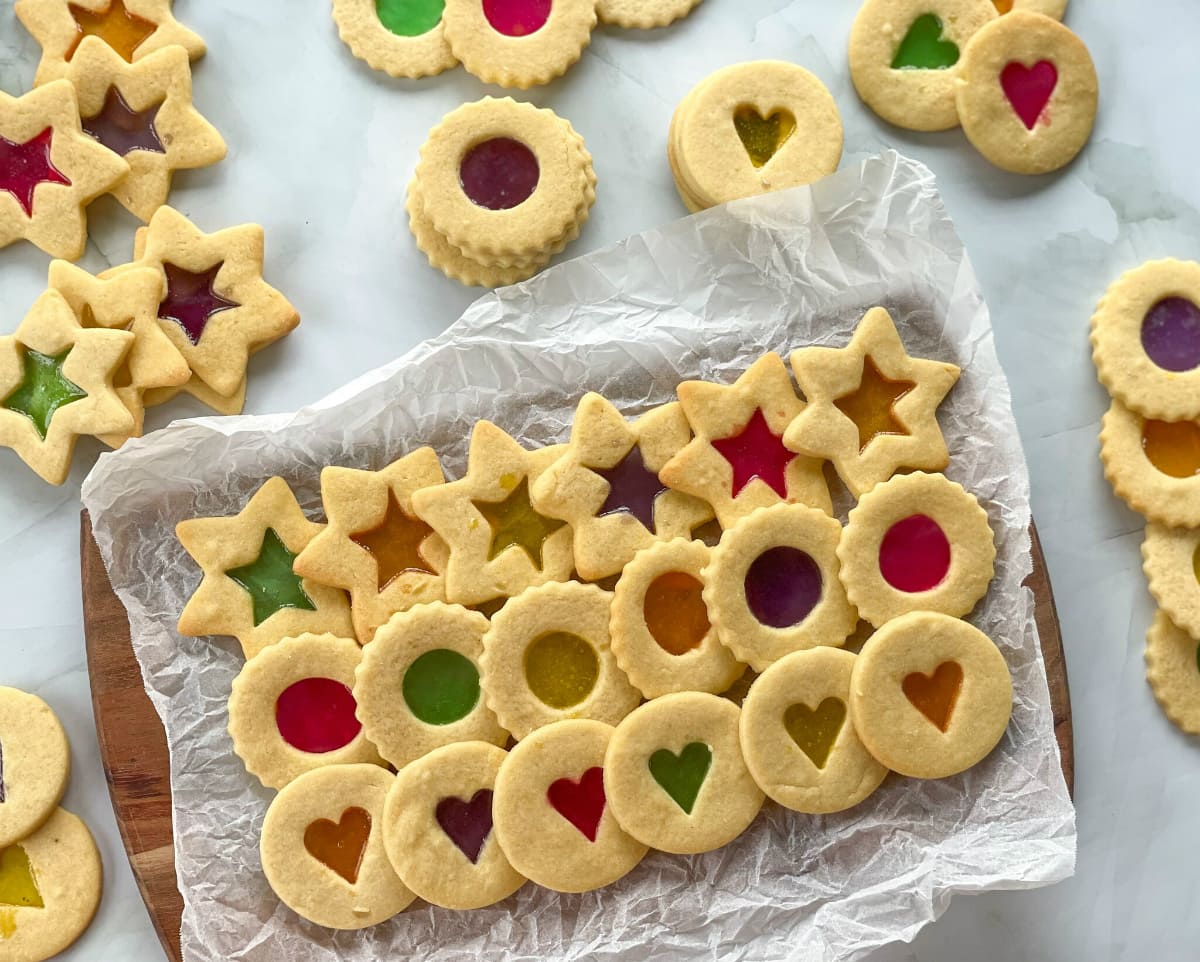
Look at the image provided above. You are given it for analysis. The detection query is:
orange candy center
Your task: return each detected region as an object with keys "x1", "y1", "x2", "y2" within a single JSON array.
[
  {"x1": 1141, "y1": 419, "x2": 1200, "y2": 479},
  {"x1": 350, "y1": 490, "x2": 435, "y2": 591},
  {"x1": 304, "y1": 807, "x2": 371, "y2": 885},
  {"x1": 67, "y1": 0, "x2": 156, "y2": 61},
  {"x1": 642, "y1": 571, "x2": 710, "y2": 655},
  {"x1": 902, "y1": 661, "x2": 963, "y2": 732},
  {"x1": 833, "y1": 356, "x2": 916, "y2": 453}
]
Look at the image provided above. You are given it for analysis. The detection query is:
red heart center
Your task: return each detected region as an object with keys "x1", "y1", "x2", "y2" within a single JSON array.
[
  {"x1": 546, "y1": 766, "x2": 605, "y2": 842},
  {"x1": 1000, "y1": 60, "x2": 1058, "y2": 131}
]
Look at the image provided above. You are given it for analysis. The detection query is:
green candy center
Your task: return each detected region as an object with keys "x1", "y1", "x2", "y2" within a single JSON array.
[
  {"x1": 376, "y1": 0, "x2": 444, "y2": 36},
  {"x1": 648, "y1": 742, "x2": 712, "y2": 814},
  {"x1": 891, "y1": 14, "x2": 959, "y2": 71},
  {"x1": 403, "y1": 648, "x2": 480, "y2": 725},
  {"x1": 2, "y1": 348, "x2": 87, "y2": 440},
  {"x1": 227, "y1": 528, "x2": 316, "y2": 627}
]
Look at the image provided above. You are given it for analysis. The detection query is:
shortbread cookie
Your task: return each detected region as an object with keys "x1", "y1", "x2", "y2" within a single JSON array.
[
  {"x1": 261, "y1": 764, "x2": 414, "y2": 929},
  {"x1": 0, "y1": 808, "x2": 102, "y2": 960},
  {"x1": 480, "y1": 581, "x2": 640, "y2": 739},
  {"x1": 382, "y1": 741, "x2": 526, "y2": 909},
  {"x1": 0, "y1": 689, "x2": 70, "y2": 849},
  {"x1": 991, "y1": 0, "x2": 1067, "y2": 15},
  {"x1": 703, "y1": 503, "x2": 857, "y2": 672},
  {"x1": 355, "y1": 603, "x2": 509, "y2": 769},
  {"x1": 411, "y1": 420, "x2": 572, "y2": 606},
  {"x1": 784, "y1": 307, "x2": 961, "y2": 497},
  {"x1": 739, "y1": 648, "x2": 889, "y2": 813},
  {"x1": 441, "y1": 0, "x2": 595, "y2": 89},
  {"x1": 228, "y1": 634, "x2": 382, "y2": 790},
  {"x1": 493, "y1": 719, "x2": 646, "y2": 892},
  {"x1": 610, "y1": 538, "x2": 745, "y2": 697},
  {"x1": 1145, "y1": 609, "x2": 1200, "y2": 736},
  {"x1": 605, "y1": 692, "x2": 762, "y2": 854},
  {"x1": 1143, "y1": 524, "x2": 1200, "y2": 642},
  {"x1": 956, "y1": 11, "x2": 1097, "y2": 175},
  {"x1": 660, "y1": 353, "x2": 831, "y2": 526},
  {"x1": 332, "y1": 0, "x2": 457, "y2": 79},
  {"x1": 140, "y1": 372, "x2": 247, "y2": 415},
  {"x1": 532, "y1": 394, "x2": 713, "y2": 580},
  {"x1": 0, "y1": 289, "x2": 134, "y2": 484},
  {"x1": 671, "y1": 61, "x2": 842, "y2": 209},
  {"x1": 838, "y1": 472, "x2": 996, "y2": 628},
  {"x1": 0, "y1": 80, "x2": 129, "y2": 259},
  {"x1": 849, "y1": 0, "x2": 998, "y2": 131},
  {"x1": 1091, "y1": 259, "x2": 1200, "y2": 421},
  {"x1": 293, "y1": 449, "x2": 448, "y2": 644},
  {"x1": 596, "y1": 0, "x2": 700, "y2": 28},
  {"x1": 14, "y1": 0, "x2": 205, "y2": 84},
  {"x1": 1100, "y1": 399, "x2": 1200, "y2": 528},
  {"x1": 176, "y1": 477, "x2": 354, "y2": 658},
  {"x1": 850, "y1": 611, "x2": 1012, "y2": 778},
  {"x1": 66, "y1": 38, "x2": 225, "y2": 221}
]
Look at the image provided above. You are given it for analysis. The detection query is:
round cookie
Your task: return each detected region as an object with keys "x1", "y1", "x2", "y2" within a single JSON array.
[
  {"x1": 837, "y1": 472, "x2": 995, "y2": 628},
  {"x1": 1091, "y1": 259, "x2": 1200, "y2": 421},
  {"x1": 354, "y1": 603, "x2": 509, "y2": 769},
  {"x1": 1099, "y1": 399, "x2": 1200, "y2": 528},
  {"x1": 703, "y1": 503, "x2": 857, "y2": 672},
  {"x1": 849, "y1": 612, "x2": 1013, "y2": 779},
  {"x1": 0, "y1": 808, "x2": 102, "y2": 961},
  {"x1": 1143, "y1": 524, "x2": 1200, "y2": 641},
  {"x1": 382, "y1": 741, "x2": 526, "y2": 909},
  {"x1": 332, "y1": 0, "x2": 458, "y2": 78},
  {"x1": 480, "y1": 581, "x2": 640, "y2": 739},
  {"x1": 228, "y1": 634, "x2": 383, "y2": 790},
  {"x1": 604, "y1": 692, "x2": 763, "y2": 854},
  {"x1": 596, "y1": 0, "x2": 701, "y2": 29},
  {"x1": 610, "y1": 539, "x2": 745, "y2": 698},
  {"x1": 955, "y1": 11, "x2": 1098, "y2": 175},
  {"x1": 739, "y1": 648, "x2": 889, "y2": 813},
  {"x1": 493, "y1": 719, "x2": 647, "y2": 892},
  {"x1": 672, "y1": 62, "x2": 842, "y2": 210},
  {"x1": 849, "y1": 0, "x2": 998, "y2": 132},
  {"x1": 1145, "y1": 609, "x2": 1200, "y2": 736},
  {"x1": 998, "y1": 0, "x2": 1067, "y2": 18},
  {"x1": 261, "y1": 764, "x2": 414, "y2": 929},
  {"x1": 0, "y1": 689, "x2": 70, "y2": 849}
]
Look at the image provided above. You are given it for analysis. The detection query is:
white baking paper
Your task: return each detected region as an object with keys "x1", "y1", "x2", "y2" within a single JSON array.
[{"x1": 81, "y1": 151, "x2": 1076, "y2": 962}]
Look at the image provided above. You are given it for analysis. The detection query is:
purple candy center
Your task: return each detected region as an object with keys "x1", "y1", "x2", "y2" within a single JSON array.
[
  {"x1": 1141, "y1": 297, "x2": 1200, "y2": 372},
  {"x1": 743, "y1": 546, "x2": 822, "y2": 628}
]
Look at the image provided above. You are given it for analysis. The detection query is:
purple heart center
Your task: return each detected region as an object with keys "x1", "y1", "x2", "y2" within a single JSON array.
[{"x1": 435, "y1": 789, "x2": 494, "y2": 864}]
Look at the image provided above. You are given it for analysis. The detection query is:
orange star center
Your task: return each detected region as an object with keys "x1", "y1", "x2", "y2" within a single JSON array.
[
  {"x1": 67, "y1": 0, "x2": 156, "y2": 62},
  {"x1": 350, "y1": 491, "x2": 435, "y2": 592},
  {"x1": 833, "y1": 356, "x2": 917, "y2": 453}
]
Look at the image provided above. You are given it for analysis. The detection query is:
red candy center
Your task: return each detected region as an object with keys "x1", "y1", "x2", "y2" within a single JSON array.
[
  {"x1": 0, "y1": 128, "x2": 71, "y2": 217},
  {"x1": 482, "y1": 0, "x2": 551, "y2": 36},
  {"x1": 710, "y1": 408, "x2": 795, "y2": 499},
  {"x1": 546, "y1": 766, "x2": 605, "y2": 842},
  {"x1": 1000, "y1": 60, "x2": 1057, "y2": 131},
  {"x1": 275, "y1": 677, "x2": 362, "y2": 753},
  {"x1": 878, "y1": 514, "x2": 951, "y2": 593},
  {"x1": 459, "y1": 137, "x2": 539, "y2": 210}
]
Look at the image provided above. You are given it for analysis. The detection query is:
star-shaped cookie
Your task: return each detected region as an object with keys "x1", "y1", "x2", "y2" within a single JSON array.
[
  {"x1": 0, "y1": 80, "x2": 129, "y2": 259},
  {"x1": 0, "y1": 288, "x2": 133, "y2": 484},
  {"x1": 66, "y1": 38, "x2": 226, "y2": 221},
  {"x1": 15, "y1": 0, "x2": 205, "y2": 84},
  {"x1": 411, "y1": 420, "x2": 572, "y2": 606},
  {"x1": 659, "y1": 352, "x2": 831, "y2": 527},
  {"x1": 294, "y1": 448, "x2": 450, "y2": 644},
  {"x1": 784, "y1": 307, "x2": 961, "y2": 497},
  {"x1": 176, "y1": 476, "x2": 354, "y2": 659},
  {"x1": 531, "y1": 393, "x2": 713, "y2": 580}
]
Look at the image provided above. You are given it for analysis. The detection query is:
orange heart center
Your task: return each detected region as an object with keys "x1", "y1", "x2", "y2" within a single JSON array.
[
  {"x1": 902, "y1": 661, "x2": 963, "y2": 732},
  {"x1": 303, "y1": 807, "x2": 371, "y2": 884}
]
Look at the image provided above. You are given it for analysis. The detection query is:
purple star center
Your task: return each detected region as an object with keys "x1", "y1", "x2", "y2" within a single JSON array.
[
  {"x1": 158, "y1": 262, "x2": 240, "y2": 345},
  {"x1": 82, "y1": 85, "x2": 165, "y2": 157},
  {"x1": 593, "y1": 444, "x2": 668, "y2": 532},
  {"x1": 0, "y1": 128, "x2": 71, "y2": 217}
]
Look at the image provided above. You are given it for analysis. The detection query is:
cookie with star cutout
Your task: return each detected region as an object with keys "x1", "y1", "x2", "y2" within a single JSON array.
[
  {"x1": 0, "y1": 289, "x2": 134, "y2": 484},
  {"x1": 0, "y1": 80, "x2": 129, "y2": 260},
  {"x1": 659, "y1": 352, "x2": 831, "y2": 528},
  {"x1": 176, "y1": 476, "x2": 354, "y2": 659},
  {"x1": 784, "y1": 307, "x2": 961, "y2": 497}
]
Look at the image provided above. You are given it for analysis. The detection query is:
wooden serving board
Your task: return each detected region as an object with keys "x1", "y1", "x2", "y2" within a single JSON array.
[{"x1": 80, "y1": 511, "x2": 1073, "y2": 962}]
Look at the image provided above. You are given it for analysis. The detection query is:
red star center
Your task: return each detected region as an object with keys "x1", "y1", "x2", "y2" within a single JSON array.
[
  {"x1": 158, "y1": 262, "x2": 240, "y2": 346},
  {"x1": 0, "y1": 128, "x2": 71, "y2": 218},
  {"x1": 710, "y1": 407, "x2": 795, "y2": 499}
]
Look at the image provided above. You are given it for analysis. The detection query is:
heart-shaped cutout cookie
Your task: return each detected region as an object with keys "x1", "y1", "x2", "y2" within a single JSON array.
[
  {"x1": 1000, "y1": 60, "x2": 1058, "y2": 130},
  {"x1": 648, "y1": 742, "x2": 712, "y2": 814},
  {"x1": 547, "y1": 766, "x2": 606, "y2": 842},
  {"x1": 0, "y1": 845, "x2": 44, "y2": 908},
  {"x1": 891, "y1": 14, "x2": 959, "y2": 71},
  {"x1": 784, "y1": 697, "x2": 846, "y2": 769},
  {"x1": 902, "y1": 661, "x2": 963, "y2": 732},
  {"x1": 304, "y1": 807, "x2": 371, "y2": 884},
  {"x1": 733, "y1": 107, "x2": 797, "y2": 169},
  {"x1": 435, "y1": 789, "x2": 494, "y2": 864}
]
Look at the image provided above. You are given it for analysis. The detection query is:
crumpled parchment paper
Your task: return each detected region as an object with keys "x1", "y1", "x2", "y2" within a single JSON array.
[{"x1": 81, "y1": 151, "x2": 1076, "y2": 962}]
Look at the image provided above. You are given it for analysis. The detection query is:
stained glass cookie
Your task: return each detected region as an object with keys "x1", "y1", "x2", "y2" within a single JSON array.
[
  {"x1": 332, "y1": 0, "x2": 457, "y2": 79},
  {"x1": 604, "y1": 692, "x2": 763, "y2": 854},
  {"x1": 837, "y1": 472, "x2": 995, "y2": 628},
  {"x1": 994, "y1": 0, "x2": 1067, "y2": 17},
  {"x1": 1142, "y1": 524, "x2": 1200, "y2": 642},
  {"x1": 739, "y1": 648, "x2": 888, "y2": 813},
  {"x1": 0, "y1": 689, "x2": 70, "y2": 849},
  {"x1": 596, "y1": 0, "x2": 701, "y2": 28},
  {"x1": 1099, "y1": 399, "x2": 1200, "y2": 528},
  {"x1": 850, "y1": 611, "x2": 1013, "y2": 779},
  {"x1": 1145, "y1": 610, "x2": 1200, "y2": 736},
  {"x1": 382, "y1": 741, "x2": 526, "y2": 909},
  {"x1": 493, "y1": 719, "x2": 647, "y2": 893},
  {"x1": 260, "y1": 764, "x2": 414, "y2": 929}
]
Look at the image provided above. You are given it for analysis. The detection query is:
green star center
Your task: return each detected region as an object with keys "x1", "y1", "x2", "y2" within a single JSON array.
[
  {"x1": 227, "y1": 528, "x2": 316, "y2": 627},
  {"x1": 473, "y1": 477, "x2": 564, "y2": 568},
  {"x1": 2, "y1": 347, "x2": 87, "y2": 440}
]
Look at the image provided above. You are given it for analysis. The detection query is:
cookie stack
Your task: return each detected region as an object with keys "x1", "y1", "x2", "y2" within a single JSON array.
[
  {"x1": 407, "y1": 97, "x2": 596, "y2": 287},
  {"x1": 1092, "y1": 259, "x2": 1200, "y2": 736}
]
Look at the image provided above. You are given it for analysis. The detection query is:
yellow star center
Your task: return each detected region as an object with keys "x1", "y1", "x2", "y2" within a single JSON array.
[
  {"x1": 67, "y1": 0, "x2": 157, "y2": 62},
  {"x1": 833, "y1": 356, "x2": 916, "y2": 453},
  {"x1": 473, "y1": 477, "x2": 564, "y2": 568}
]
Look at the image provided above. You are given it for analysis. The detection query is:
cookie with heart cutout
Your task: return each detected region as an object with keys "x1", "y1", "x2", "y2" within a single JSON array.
[
  {"x1": 493, "y1": 719, "x2": 647, "y2": 893},
  {"x1": 739, "y1": 648, "x2": 889, "y2": 813},
  {"x1": 261, "y1": 763, "x2": 414, "y2": 929},
  {"x1": 849, "y1": 611, "x2": 1013, "y2": 778},
  {"x1": 382, "y1": 741, "x2": 526, "y2": 910},
  {"x1": 670, "y1": 61, "x2": 843, "y2": 211},
  {"x1": 955, "y1": 11, "x2": 1097, "y2": 174},
  {"x1": 596, "y1": 0, "x2": 701, "y2": 29},
  {"x1": 604, "y1": 692, "x2": 763, "y2": 855},
  {"x1": 1142, "y1": 524, "x2": 1200, "y2": 642},
  {"x1": 332, "y1": 0, "x2": 458, "y2": 79},
  {"x1": 1145, "y1": 609, "x2": 1200, "y2": 736},
  {"x1": 850, "y1": 0, "x2": 997, "y2": 132},
  {"x1": 0, "y1": 688, "x2": 71, "y2": 849},
  {"x1": 1099, "y1": 399, "x2": 1200, "y2": 528}
]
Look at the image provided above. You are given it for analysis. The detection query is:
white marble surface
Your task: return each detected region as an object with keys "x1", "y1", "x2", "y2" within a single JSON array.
[{"x1": 0, "y1": 0, "x2": 1197, "y2": 959}]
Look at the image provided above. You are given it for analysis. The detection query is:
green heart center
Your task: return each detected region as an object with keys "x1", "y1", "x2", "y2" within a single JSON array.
[
  {"x1": 648, "y1": 741, "x2": 712, "y2": 814},
  {"x1": 891, "y1": 14, "x2": 959, "y2": 71},
  {"x1": 733, "y1": 107, "x2": 797, "y2": 169},
  {"x1": 783, "y1": 697, "x2": 846, "y2": 769}
]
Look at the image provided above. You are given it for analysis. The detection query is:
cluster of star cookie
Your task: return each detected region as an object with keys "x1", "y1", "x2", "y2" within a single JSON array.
[
  {"x1": 849, "y1": 0, "x2": 1097, "y2": 175},
  {"x1": 406, "y1": 97, "x2": 597, "y2": 287},
  {"x1": 1092, "y1": 259, "x2": 1200, "y2": 737},
  {"x1": 0, "y1": 206, "x2": 300, "y2": 484},
  {"x1": 4, "y1": 0, "x2": 224, "y2": 259},
  {"x1": 173, "y1": 306, "x2": 1018, "y2": 923}
]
